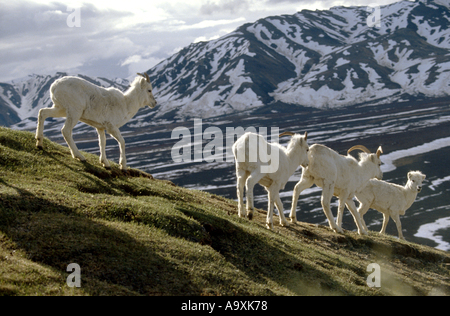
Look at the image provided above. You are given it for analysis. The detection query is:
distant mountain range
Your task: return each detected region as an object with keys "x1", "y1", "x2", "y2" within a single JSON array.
[{"x1": 1, "y1": 0, "x2": 450, "y2": 127}]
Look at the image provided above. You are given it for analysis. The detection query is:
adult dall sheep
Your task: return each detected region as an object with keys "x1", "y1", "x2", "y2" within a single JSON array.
[
  {"x1": 35, "y1": 73, "x2": 157, "y2": 171},
  {"x1": 232, "y1": 131, "x2": 309, "y2": 229},
  {"x1": 290, "y1": 144, "x2": 383, "y2": 235},
  {"x1": 352, "y1": 171, "x2": 426, "y2": 240}
]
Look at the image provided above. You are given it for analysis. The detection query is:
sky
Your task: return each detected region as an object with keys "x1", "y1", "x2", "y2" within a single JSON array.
[{"x1": 0, "y1": 0, "x2": 402, "y2": 82}]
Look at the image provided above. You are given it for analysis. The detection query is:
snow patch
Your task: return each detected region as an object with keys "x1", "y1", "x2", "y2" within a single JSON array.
[
  {"x1": 414, "y1": 216, "x2": 450, "y2": 251},
  {"x1": 382, "y1": 137, "x2": 450, "y2": 173}
]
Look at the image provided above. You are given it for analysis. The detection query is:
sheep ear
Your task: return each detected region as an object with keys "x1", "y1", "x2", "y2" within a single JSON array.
[
  {"x1": 140, "y1": 77, "x2": 147, "y2": 89},
  {"x1": 422, "y1": 174, "x2": 426, "y2": 180},
  {"x1": 376, "y1": 146, "x2": 383, "y2": 158},
  {"x1": 407, "y1": 172, "x2": 412, "y2": 180},
  {"x1": 304, "y1": 131, "x2": 307, "y2": 141}
]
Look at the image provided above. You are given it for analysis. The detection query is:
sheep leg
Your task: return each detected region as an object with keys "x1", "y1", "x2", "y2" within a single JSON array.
[
  {"x1": 267, "y1": 191, "x2": 275, "y2": 229},
  {"x1": 357, "y1": 202, "x2": 371, "y2": 232},
  {"x1": 36, "y1": 106, "x2": 66, "y2": 148},
  {"x1": 336, "y1": 198, "x2": 345, "y2": 228},
  {"x1": 345, "y1": 198, "x2": 368, "y2": 235},
  {"x1": 391, "y1": 213, "x2": 405, "y2": 240},
  {"x1": 380, "y1": 213, "x2": 390, "y2": 235},
  {"x1": 290, "y1": 173, "x2": 314, "y2": 223},
  {"x1": 273, "y1": 190, "x2": 289, "y2": 227},
  {"x1": 236, "y1": 168, "x2": 248, "y2": 219},
  {"x1": 96, "y1": 128, "x2": 111, "y2": 169},
  {"x1": 61, "y1": 116, "x2": 86, "y2": 162},
  {"x1": 245, "y1": 171, "x2": 264, "y2": 220},
  {"x1": 107, "y1": 126, "x2": 127, "y2": 171},
  {"x1": 321, "y1": 181, "x2": 343, "y2": 233}
]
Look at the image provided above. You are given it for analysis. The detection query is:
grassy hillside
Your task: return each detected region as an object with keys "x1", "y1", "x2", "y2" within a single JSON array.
[{"x1": 0, "y1": 127, "x2": 449, "y2": 296}]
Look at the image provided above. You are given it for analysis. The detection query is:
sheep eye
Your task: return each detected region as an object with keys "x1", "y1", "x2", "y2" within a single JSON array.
[{"x1": 148, "y1": 89, "x2": 152, "y2": 93}]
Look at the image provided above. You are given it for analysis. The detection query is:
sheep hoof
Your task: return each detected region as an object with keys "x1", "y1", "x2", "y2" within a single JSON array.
[
  {"x1": 290, "y1": 217, "x2": 297, "y2": 224},
  {"x1": 75, "y1": 154, "x2": 86, "y2": 162},
  {"x1": 36, "y1": 140, "x2": 43, "y2": 149},
  {"x1": 266, "y1": 222, "x2": 273, "y2": 230},
  {"x1": 281, "y1": 221, "x2": 290, "y2": 227},
  {"x1": 359, "y1": 229, "x2": 368, "y2": 236}
]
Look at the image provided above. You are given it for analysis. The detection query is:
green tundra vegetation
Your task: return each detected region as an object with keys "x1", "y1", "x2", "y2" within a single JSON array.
[{"x1": 0, "y1": 127, "x2": 449, "y2": 296}]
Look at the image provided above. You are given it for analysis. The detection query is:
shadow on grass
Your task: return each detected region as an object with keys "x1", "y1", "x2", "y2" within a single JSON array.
[
  {"x1": 0, "y1": 180, "x2": 202, "y2": 295},
  {"x1": 39, "y1": 148, "x2": 156, "y2": 197},
  {"x1": 175, "y1": 203, "x2": 348, "y2": 295}
]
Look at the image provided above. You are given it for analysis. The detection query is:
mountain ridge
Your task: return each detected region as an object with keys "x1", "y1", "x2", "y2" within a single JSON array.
[
  {"x1": 1, "y1": 0, "x2": 450, "y2": 126},
  {"x1": 142, "y1": 0, "x2": 450, "y2": 118}
]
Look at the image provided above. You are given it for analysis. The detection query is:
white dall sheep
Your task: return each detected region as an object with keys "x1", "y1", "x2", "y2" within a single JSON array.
[
  {"x1": 290, "y1": 144, "x2": 383, "y2": 235},
  {"x1": 232, "y1": 131, "x2": 309, "y2": 229},
  {"x1": 352, "y1": 171, "x2": 426, "y2": 240},
  {"x1": 35, "y1": 73, "x2": 157, "y2": 171}
]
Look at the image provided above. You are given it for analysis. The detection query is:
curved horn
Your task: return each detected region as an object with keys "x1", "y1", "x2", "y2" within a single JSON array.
[
  {"x1": 347, "y1": 145, "x2": 371, "y2": 155},
  {"x1": 304, "y1": 131, "x2": 307, "y2": 141},
  {"x1": 279, "y1": 131, "x2": 295, "y2": 137},
  {"x1": 376, "y1": 146, "x2": 383, "y2": 158}
]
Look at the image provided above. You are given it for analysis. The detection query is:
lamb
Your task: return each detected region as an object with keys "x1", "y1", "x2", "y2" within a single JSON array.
[
  {"x1": 35, "y1": 73, "x2": 157, "y2": 171},
  {"x1": 232, "y1": 131, "x2": 309, "y2": 229},
  {"x1": 353, "y1": 171, "x2": 426, "y2": 240},
  {"x1": 290, "y1": 144, "x2": 383, "y2": 235}
]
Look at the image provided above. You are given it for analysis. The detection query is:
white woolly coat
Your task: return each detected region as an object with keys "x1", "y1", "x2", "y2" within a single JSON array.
[
  {"x1": 355, "y1": 172, "x2": 426, "y2": 217},
  {"x1": 50, "y1": 76, "x2": 156, "y2": 130}
]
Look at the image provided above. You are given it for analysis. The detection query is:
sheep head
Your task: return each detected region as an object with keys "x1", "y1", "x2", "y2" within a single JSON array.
[
  {"x1": 407, "y1": 171, "x2": 426, "y2": 192},
  {"x1": 136, "y1": 73, "x2": 157, "y2": 108},
  {"x1": 348, "y1": 145, "x2": 383, "y2": 157},
  {"x1": 347, "y1": 144, "x2": 383, "y2": 180},
  {"x1": 279, "y1": 131, "x2": 309, "y2": 168}
]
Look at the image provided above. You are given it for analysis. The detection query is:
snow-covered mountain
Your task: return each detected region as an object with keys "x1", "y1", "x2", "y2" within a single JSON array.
[
  {"x1": 1, "y1": 0, "x2": 450, "y2": 125},
  {"x1": 147, "y1": 0, "x2": 450, "y2": 118}
]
